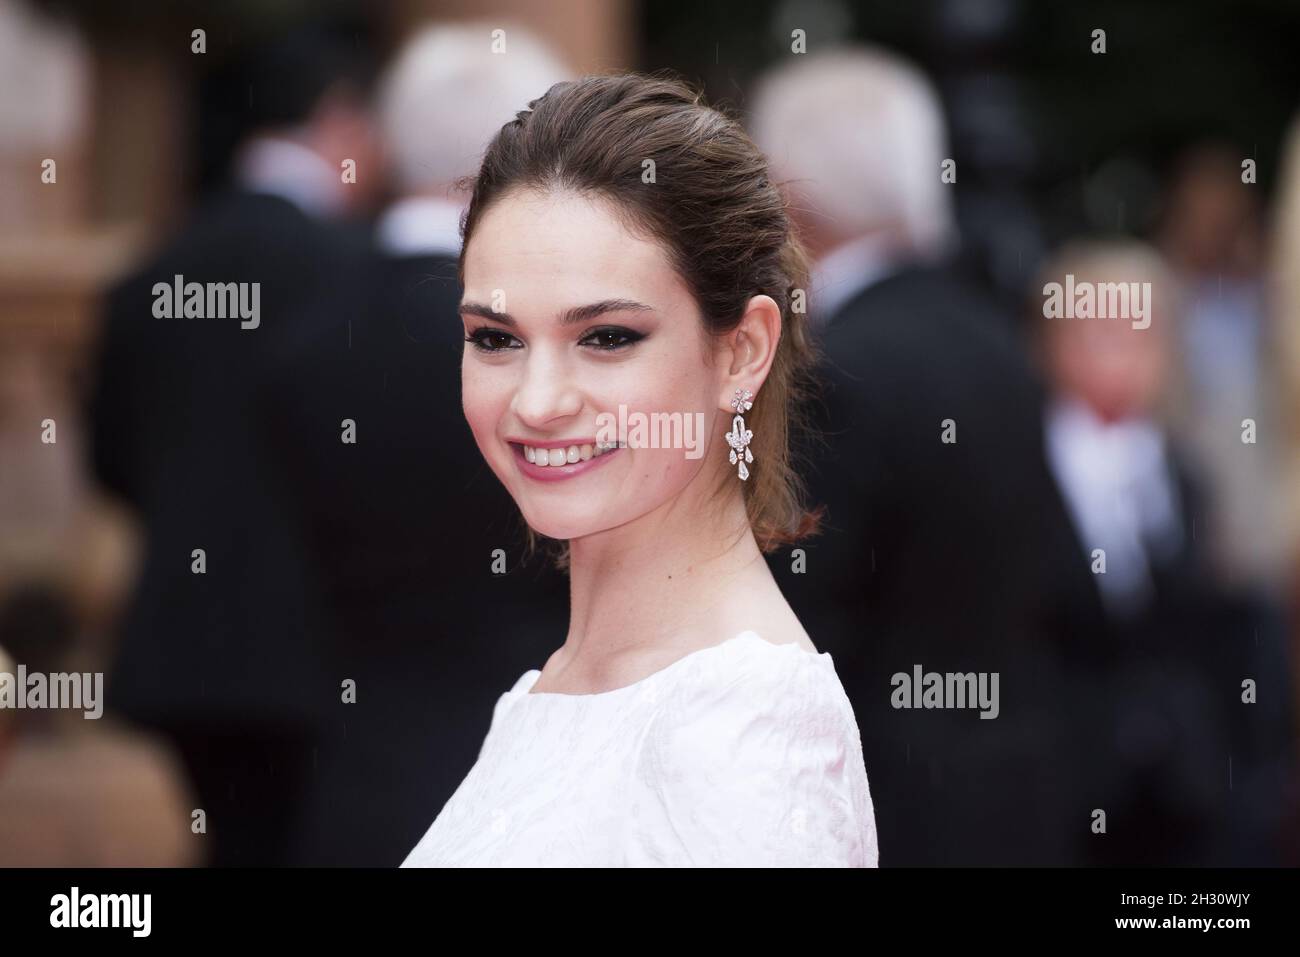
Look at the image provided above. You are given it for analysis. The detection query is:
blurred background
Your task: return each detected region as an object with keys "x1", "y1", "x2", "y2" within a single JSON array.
[{"x1": 0, "y1": 0, "x2": 1297, "y2": 866}]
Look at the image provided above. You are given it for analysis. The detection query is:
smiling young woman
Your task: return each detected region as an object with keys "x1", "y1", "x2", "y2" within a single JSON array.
[{"x1": 401, "y1": 72, "x2": 878, "y2": 867}]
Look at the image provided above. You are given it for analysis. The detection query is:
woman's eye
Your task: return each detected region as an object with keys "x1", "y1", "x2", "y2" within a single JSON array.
[
  {"x1": 465, "y1": 328, "x2": 521, "y2": 352},
  {"x1": 580, "y1": 326, "x2": 644, "y2": 351}
]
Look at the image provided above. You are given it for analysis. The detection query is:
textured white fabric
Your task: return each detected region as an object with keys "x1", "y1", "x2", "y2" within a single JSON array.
[{"x1": 401, "y1": 630, "x2": 878, "y2": 867}]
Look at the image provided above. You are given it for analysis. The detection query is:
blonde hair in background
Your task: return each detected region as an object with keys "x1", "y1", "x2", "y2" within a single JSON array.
[
  {"x1": 748, "y1": 45, "x2": 958, "y2": 258},
  {"x1": 1033, "y1": 238, "x2": 1187, "y2": 424},
  {"x1": 376, "y1": 21, "x2": 573, "y2": 196}
]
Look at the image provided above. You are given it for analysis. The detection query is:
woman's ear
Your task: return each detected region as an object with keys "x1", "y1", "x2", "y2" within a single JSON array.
[{"x1": 718, "y1": 294, "x2": 781, "y2": 409}]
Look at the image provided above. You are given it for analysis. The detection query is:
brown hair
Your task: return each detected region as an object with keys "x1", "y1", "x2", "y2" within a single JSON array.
[{"x1": 457, "y1": 72, "x2": 824, "y2": 566}]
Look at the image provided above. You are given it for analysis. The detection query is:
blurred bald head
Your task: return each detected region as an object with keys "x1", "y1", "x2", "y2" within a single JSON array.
[
  {"x1": 377, "y1": 21, "x2": 573, "y2": 198},
  {"x1": 749, "y1": 46, "x2": 956, "y2": 261}
]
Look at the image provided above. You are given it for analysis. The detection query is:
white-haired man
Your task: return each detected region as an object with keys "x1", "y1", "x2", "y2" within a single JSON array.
[
  {"x1": 750, "y1": 46, "x2": 957, "y2": 326},
  {"x1": 374, "y1": 21, "x2": 572, "y2": 258},
  {"x1": 751, "y1": 47, "x2": 1108, "y2": 867}
]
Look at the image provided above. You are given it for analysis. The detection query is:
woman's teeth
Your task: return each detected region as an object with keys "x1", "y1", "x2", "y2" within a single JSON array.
[{"x1": 522, "y1": 442, "x2": 618, "y2": 466}]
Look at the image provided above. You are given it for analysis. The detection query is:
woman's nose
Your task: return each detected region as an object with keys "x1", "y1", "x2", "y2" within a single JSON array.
[{"x1": 511, "y1": 353, "x2": 583, "y2": 428}]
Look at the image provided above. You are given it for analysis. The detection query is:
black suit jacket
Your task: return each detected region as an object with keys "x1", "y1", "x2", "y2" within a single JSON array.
[
  {"x1": 769, "y1": 264, "x2": 1108, "y2": 865},
  {"x1": 90, "y1": 190, "x2": 360, "y2": 732},
  {"x1": 259, "y1": 246, "x2": 569, "y2": 865},
  {"x1": 1073, "y1": 444, "x2": 1297, "y2": 866}
]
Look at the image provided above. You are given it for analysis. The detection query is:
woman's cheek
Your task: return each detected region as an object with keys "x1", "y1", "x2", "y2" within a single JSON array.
[{"x1": 461, "y1": 364, "x2": 504, "y2": 461}]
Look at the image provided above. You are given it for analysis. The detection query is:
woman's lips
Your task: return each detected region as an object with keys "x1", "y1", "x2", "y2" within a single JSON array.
[{"x1": 511, "y1": 442, "x2": 622, "y2": 482}]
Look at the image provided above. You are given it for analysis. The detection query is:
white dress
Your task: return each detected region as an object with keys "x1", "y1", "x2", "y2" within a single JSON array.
[{"x1": 401, "y1": 630, "x2": 878, "y2": 867}]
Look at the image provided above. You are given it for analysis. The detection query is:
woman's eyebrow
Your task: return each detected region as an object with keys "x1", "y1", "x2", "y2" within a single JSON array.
[
  {"x1": 458, "y1": 299, "x2": 654, "y2": 328},
  {"x1": 559, "y1": 299, "x2": 655, "y2": 325}
]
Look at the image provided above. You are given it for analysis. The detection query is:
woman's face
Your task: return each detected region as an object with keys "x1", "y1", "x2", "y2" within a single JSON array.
[{"x1": 460, "y1": 187, "x2": 725, "y2": 541}]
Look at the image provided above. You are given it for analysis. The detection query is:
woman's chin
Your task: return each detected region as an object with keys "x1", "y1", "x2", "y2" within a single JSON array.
[
  {"x1": 521, "y1": 514, "x2": 596, "y2": 543},
  {"x1": 521, "y1": 506, "x2": 630, "y2": 543}
]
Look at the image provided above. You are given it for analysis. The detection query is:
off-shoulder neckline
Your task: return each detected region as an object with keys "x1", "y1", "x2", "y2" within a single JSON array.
[{"x1": 511, "y1": 630, "x2": 830, "y2": 701}]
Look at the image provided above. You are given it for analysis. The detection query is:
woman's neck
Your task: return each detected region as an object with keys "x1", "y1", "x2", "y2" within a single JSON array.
[{"x1": 562, "y1": 483, "x2": 771, "y2": 664}]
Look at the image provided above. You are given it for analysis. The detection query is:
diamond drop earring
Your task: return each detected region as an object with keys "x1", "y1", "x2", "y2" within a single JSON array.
[{"x1": 725, "y1": 388, "x2": 754, "y2": 481}]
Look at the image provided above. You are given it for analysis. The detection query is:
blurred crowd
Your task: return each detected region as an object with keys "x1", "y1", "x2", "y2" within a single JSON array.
[{"x1": 0, "y1": 4, "x2": 1297, "y2": 866}]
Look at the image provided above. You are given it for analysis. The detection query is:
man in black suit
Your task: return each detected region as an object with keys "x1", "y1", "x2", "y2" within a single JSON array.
[
  {"x1": 751, "y1": 49, "x2": 1108, "y2": 864},
  {"x1": 260, "y1": 241, "x2": 571, "y2": 866},
  {"x1": 790, "y1": 265, "x2": 1108, "y2": 866},
  {"x1": 88, "y1": 28, "x2": 378, "y2": 866},
  {"x1": 1034, "y1": 241, "x2": 1297, "y2": 865},
  {"x1": 258, "y1": 24, "x2": 573, "y2": 865}
]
